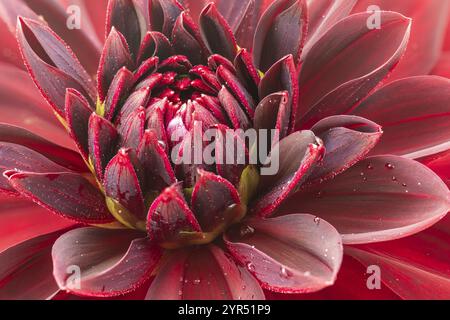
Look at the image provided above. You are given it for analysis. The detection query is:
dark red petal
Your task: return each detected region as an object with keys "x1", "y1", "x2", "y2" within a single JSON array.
[
  {"x1": 138, "y1": 31, "x2": 173, "y2": 63},
  {"x1": 0, "y1": 123, "x2": 86, "y2": 172},
  {"x1": 7, "y1": 171, "x2": 113, "y2": 224},
  {"x1": 146, "y1": 244, "x2": 265, "y2": 300},
  {"x1": 254, "y1": 91, "x2": 291, "y2": 147},
  {"x1": 352, "y1": 0, "x2": 450, "y2": 82},
  {"x1": 134, "y1": 56, "x2": 159, "y2": 83},
  {"x1": 104, "y1": 67, "x2": 134, "y2": 121},
  {"x1": 0, "y1": 0, "x2": 101, "y2": 74},
  {"x1": 137, "y1": 130, "x2": 176, "y2": 193},
  {"x1": 88, "y1": 113, "x2": 119, "y2": 181},
  {"x1": 218, "y1": 86, "x2": 251, "y2": 130},
  {"x1": 174, "y1": 121, "x2": 214, "y2": 186},
  {"x1": 149, "y1": 0, "x2": 183, "y2": 37},
  {"x1": 171, "y1": 11, "x2": 210, "y2": 65},
  {"x1": 345, "y1": 215, "x2": 450, "y2": 299},
  {"x1": 17, "y1": 18, "x2": 95, "y2": 116},
  {"x1": 118, "y1": 107, "x2": 146, "y2": 150},
  {"x1": 225, "y1": 214, "x2": 343, "y2": 294},
  {"x1": 97, "y1": 28, "x2": 134, "y2": 101},
  {"x1": 106, "y1": 0, "x2": 141, "y2": 58},
  {"x1": 104, "y1": 148, "x2": 145, "y2": 220},
  {"x1": 189, "y1": 65, "x2": 222, "y2": 93},
  {"x1": 259, "y1": 54, "x2": 298, "y2": 133},
  {"x1": 352, "y1": 76, "x2": 450, "y2": 159},
  {"x1": 251, "y1": 131, "x2": 324, "y2": 218},
  {"x1": 199, "y1": 3, "x2": 237, "y2": 61},
  {"x1": 0, "y1": 230, "x2": 66, "y2": 300},
  {"x1": 0, "y1": 142, "x2": 69, "y2": 196},
  {"x1": 297, "y1": 11, "x2": 411, "y2": 130},
  {"x1": 65, "y1": 89, "x2": 92, "y2": 161},
  {"x1": 0, "y1": 142, "x2": 68, "y2": 175},
  {"x1": 0, "y1": 64, "x2": 73, "y2": 148},
  {"x1": 308, "y1": 115, "x2": 383, "y2": 185},
  {"x1": 52, "y1": 227, "x2": 161, "y2": 297},
  {"x1": 115, "y1": 86, "x2": 152, "y2": 124},
  {"x1": 217, "y1": 65, "x2": 256, "y2": 119},
  {"x1": 191, "y1": 170, "x2": 241, "y2": 232},
  {"x1": 197, "y1": 94, "x2": 228, "y2": 124},
  {"x1": 234, "y1": 49, "x2": 260, "y2": 99},
  {"x1": 147, "y1": 183, "x2": 201, "y2": 243},
  {"x1": 302, "y1": 0, "x2": 357, "y2": 58},
  {"x1": 213, "y1": 124, "x2": 248, "y2": 186},
  {"x1": 253, "y1": 0, "x2": 307, "y2": 72},
  {"x1": 277, "y1": 156, "x2": 450, "y2": 244}
]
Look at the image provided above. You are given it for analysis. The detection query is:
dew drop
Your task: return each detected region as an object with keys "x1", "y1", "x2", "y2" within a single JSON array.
[
  {"x1": 385, "y1": 163, "x2": 395, "y2": 169},
  {"x1": 402, "y1": 183, "x2": 407, "y2": 187},
  {"x1": 193, "y1": 279, "x2": 201, "y2": 285},
  {"x1": 240, "y1": 225, "x2": 255, "y2": 238},
  {"x1": 280, "y1": 266, "x2": 293, "y2": 279},
  {"x1": 247, "y1": 262, "x2": 255, "y2": 272},
  {"x1": 314, "y1": 217, "x2": 321, "y2": 225},
  {"x1": 367, "y1": 163, "x2": 374, "y2": 170}
]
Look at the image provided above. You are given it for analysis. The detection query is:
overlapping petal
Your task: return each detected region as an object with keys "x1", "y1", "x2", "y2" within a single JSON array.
[{"x1": 277, "y1": 156, "x2": 450, "y2": 244}]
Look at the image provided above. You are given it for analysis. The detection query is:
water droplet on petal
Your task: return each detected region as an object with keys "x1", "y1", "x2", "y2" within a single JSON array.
[
  {"x1": 314, "y1": 217, "x2": 321, "y2": 225},
  {"x1": 385, "y1": 163, "x2": 395, "y2": 170},
  {"x1": 280, "y1": 266, "x2": 293, "y2": 279}
]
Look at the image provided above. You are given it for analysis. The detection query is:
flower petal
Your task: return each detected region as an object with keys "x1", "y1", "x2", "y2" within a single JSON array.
[
  {"x1": 104, "y1": 67, "x2": 134, "y2": 121},
  {"x1": 307, "y1": 115, "x2": 383, "y2": 184},
  {"x1": 302, "y1": 0, "x2": 357, "y2": 58},
  {"x1": 137, "y1": 130, "x2": 176, "y2": 193},
  {"x1": 117, "y1": 107, "x2": 146, "y2": 150},
  {"x1": 150, "y1": 0, "x2": 183, "y2": 37},
  {"x1": 191, "y1": 169, "x2": 241, "y2": 232},
  {"x1": 297, "y1": 11, "x2": 411, "y2": 130},
  {"x1": 199, "y1": 3, "x2": 237, "y2": 61},
  {"x1": 65, "y1": 89, "x2": 92, "y2": 161},
  {"x1": 17, "y1": 17, "x2": 95, "y2": 116},
  {"x1": 97, "y1": 28, "x2": 134, "y2": 102},
  {"x1": 277, "y1": 155, "x2": 450, "y2": 244},
  {"x1": 6, "y1": 171, "x2": 114, "y2": 224},
  {"x1": 0, "y1": 64, "x2": 73, "y2": 148},
  {"x1": 52, "y1": 227, "x2": 161, "y2": 297},
  {"x1": 217, "y1": 65, "x2": 256, "y2": 119},
  {"x1": 104, "y1": 148, "x2": 145, "y2": 222},
  {"x1": 225, "y1": 214, "x2": 343, "y2": 294},
  {"x1": 352, "y1": 76, "x2": 450, "y2": 159},
  {"x1": 352, "y1": 0, "x2": 450, "y2": 82},
  {"x1": 106, "y1": 0, "x2": 142, "y2": 58},
  {"x1": 138, "y1": 31, "x2": 173, "y2": 63},
  {"x1": 253, "y1": 0, "x2": 307, "y2": 72},
  {"x1": 432, "y1": 53, "x2": 450, "y2": 79},
  {"x1": 251, "y1": 131, "x2": 324, "y2": 218},
  {"x1": 0, "y1": 0, "x2": 101, "y2": 74},
  {"x1": 0, "y1": 123, "x2": 86, "y2": 172},
  {"x1": 259, "y1": 54, "x2": 298, "y2": 133},
  {"x1": 0, "y1": 230, "x2": 66, "y2": 300},
  {"x1": 218, "y1": 86, "x2": 251, "y2": 130},
  {"x1": 88, "y1": 113, "x2": 119, "y2": 181},
  {"x1": 0, "y1": 200, "x2": 74, "y2": 252},
  {"x1": 254, "y1": 91, "x2": 291, "y2": 147},
  {"x1": 346, "y1": 215, "x2": 450, "y2": 299},
  {"x1": 146, "y1": 244, "x2": 264, "y2": 300},
  {"x1": 147, "y1": 182, "x2": 201, "y2": 243},
  {"x1": 171, "y1": 11, "x2": 210, "y2": 65}
]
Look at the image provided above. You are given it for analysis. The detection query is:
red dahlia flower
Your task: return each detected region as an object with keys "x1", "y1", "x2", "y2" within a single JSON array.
[{"x1": 0, "y1": 0, "x2": 449, "y2": 300}]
